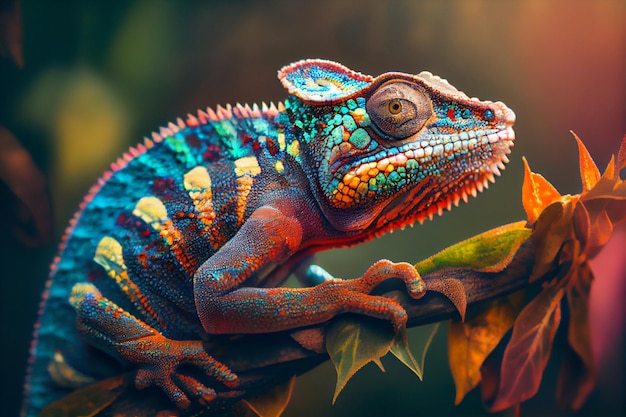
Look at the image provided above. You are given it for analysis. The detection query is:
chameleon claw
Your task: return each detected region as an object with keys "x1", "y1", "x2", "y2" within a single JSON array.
[
  {"x1": 134, "y1": 346, "x2": 237, "y2": 410},
  {"x1": 407, "y1": 276, "x2": 426, "y2": 298},
  {"x1": 426, "y1": 277, "x2": 467, "y2": 321},
  {"x1": 175, "y1": 374, "x2": 217, "y2": 407},
  {"x1": 136, "y1": 367, "x2": 195, "y2": 410},
  {"x1": 359, "y1": 260, "x2": 426, "y2": 299}
]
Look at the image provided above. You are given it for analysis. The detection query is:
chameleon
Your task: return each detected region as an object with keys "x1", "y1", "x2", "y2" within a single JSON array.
[{"x1": 21, "y1": 59, "x2": 515, "y2": 415}]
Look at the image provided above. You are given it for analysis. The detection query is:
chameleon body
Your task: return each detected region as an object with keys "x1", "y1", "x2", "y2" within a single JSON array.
[{"x1": 22, "y1": 59, "x2": 515, "y2": 415}]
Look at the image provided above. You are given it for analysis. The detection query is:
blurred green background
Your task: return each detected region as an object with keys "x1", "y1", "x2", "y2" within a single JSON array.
[{"x1": 1, "y1": 0, "x2": 624, "y2": 416}]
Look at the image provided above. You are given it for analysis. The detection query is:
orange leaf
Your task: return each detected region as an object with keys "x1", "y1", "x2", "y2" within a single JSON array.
[
  {"x1": 602, "y1": 155, "x2": 616, "y2": 182},
  {"x1": 487, "y1": 285, "x2": 564, "y2": 412},
  {"x1": 582, "y1": 160, "x2": 622, "y2": 203},
  {"x1": 573, "y1": 201, "x2": 614, "y2": 259},
  {"x1": 40, "y1": 374, "x2": 130, "y2": 417},
  {"x1": 448, "y1": 293, "x2": 524, "y2": 405},
  {"x1": 572, "y1": 200, "x2": 591, "y2": 254},
  {"x1": 573, "y1": 131, "x2": 601, "y2": 192},
  {"x1": 581, "y1": 170, "x2": 626, "y2": 227},
  {"x1": 603, "y1": 182, "x2": 626, "y2": 225},
  {"x1": 587, "y1": 205, "x2": 614, "y2": 259},
  {"x1": 522, "y1": 157, "x2": 561, "y2": 223}
]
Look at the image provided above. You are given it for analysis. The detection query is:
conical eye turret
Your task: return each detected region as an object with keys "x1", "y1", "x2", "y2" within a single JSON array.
[{"x1": 366, "y1": 81, "x2": 432, "y2": 139}]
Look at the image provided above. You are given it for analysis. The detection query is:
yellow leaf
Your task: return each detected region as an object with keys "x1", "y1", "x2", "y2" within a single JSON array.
[
  {"x1": 522, "y1": 157, "x2": 562, "y2": 223},
  {"x1": 573, "y1": 131, "x2": 601, "y2": 192},
  {"x1": 448, "y1": 293, "x2": 524, "y2": 405},
  {"x1": 242, "y1": 375, "x2": 296, "y2": 417}
]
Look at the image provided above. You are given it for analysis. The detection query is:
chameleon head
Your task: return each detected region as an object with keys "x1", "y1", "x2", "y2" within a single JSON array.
[{"x1": 279, "y1": 60, "x2": 515, "y2": 234}]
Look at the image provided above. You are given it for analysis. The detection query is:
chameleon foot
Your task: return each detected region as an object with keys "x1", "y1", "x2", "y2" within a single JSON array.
[
  {"x1": 71, "y1": 283, "x2": 239, "y2": 410},
  {"x1": 130, "y1": 336, "x2": 239, "y2": 409},
  {"x1": 303, "y1": 260, "x2": 425, "y2": 333},
  {"x1": 355, "y1": 259, "x2": 426, "y2": 299}
]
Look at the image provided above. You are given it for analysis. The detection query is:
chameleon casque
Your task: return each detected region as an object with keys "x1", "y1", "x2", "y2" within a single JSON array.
[{"x1": 22, "y1": 59, "x2": 515, "y2": 415}]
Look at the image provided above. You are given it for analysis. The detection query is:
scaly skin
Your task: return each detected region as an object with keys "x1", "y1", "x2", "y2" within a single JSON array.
[{"x1": 22, "y1": 59, "x2": 515, "y2": 415}]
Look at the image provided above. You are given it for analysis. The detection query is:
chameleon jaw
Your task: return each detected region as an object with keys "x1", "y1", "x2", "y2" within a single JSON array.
[{"x1": 373, "y1": 117, "x2": 516, "y2": 232}]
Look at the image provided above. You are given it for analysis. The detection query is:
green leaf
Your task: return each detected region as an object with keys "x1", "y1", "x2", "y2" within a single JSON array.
[
  {"x1": 390, "y1": 327, "x2": 423, "y2": 380},
  {"x1": 325, "y1": 316, "x2": 396, "y2": 403},
  {"x1": 415, "y1": 221, "x2": 531, "y2": 276},
  {"x1": 40, "y1": 373, "x2": 131, "y2": 417},
  {"x1": 391, "y1": 323, "x2": 441, "y2": 380}
]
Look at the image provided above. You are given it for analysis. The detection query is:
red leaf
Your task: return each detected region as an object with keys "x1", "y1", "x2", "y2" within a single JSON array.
[
  {"x1": 487, "y1": 285, "x2": 564, "y2": 412},
  {"x1": 0, "y1": 0, "x2": 23, "y2": 67},
  {"x1": 0, "y1": 126, "x2": 52, "y2": 245},
  {"x1": 588, "y1": 224, "x2": 626, "y2": 384},
  {"x1": 573, "y1": 201, "x2": 614, "y2": 259},
  {"x1": 556, "y1": 266, "x2": 595, "y2": 410}
]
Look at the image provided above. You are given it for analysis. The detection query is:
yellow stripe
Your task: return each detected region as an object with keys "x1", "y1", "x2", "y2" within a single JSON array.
[
  {"x1": 233, "y1": 156, "x2": 261, "y2": 225},
  {"x1": 133, "y1": 196, "x2": 196, "y2": 275},
  {"x1": 235, "y1": 175, "x2": 253, "y2": 225},
  {"x1": 234, "y1": 156, "x2": 261, "y2": 177},
  {"x1": 93, "y1": 236, "x2": 163, "y2": 327},
  {"x1": 277, "y1": 132, "x2": 286, "y2": 151},
  {"x1": 133, "y1": 196, "x2": 168, "y2": 226},
  {"x1": 183, "y1": 166, "x2": 216, "y2": 230}
]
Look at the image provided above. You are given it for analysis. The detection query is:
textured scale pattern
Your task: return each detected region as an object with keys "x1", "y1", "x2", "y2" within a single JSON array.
[{"x1": 22, "y1": 59, "x2": 515, "y2": 416}]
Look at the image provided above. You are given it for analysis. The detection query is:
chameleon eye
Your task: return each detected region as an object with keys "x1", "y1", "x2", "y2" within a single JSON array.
[
  {"x1": 388, "y1": 100, "x2": 402, "y2": 115},
  {"x1": 366, "y1": 81, "x2": 432, "y2": 139}
]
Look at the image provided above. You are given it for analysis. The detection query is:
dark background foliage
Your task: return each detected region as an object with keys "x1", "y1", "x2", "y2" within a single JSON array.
[{"x1": 1, "y1": 0, "x2": 623, "y2": 416}]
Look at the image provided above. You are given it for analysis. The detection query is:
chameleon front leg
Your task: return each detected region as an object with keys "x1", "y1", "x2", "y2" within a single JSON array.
[
  {"x1": 69, "y1": 283, "x2": 238, "y2": 410},
  {"x1": 195, "y1": 206, "x2": 426, "y2": 335}
]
